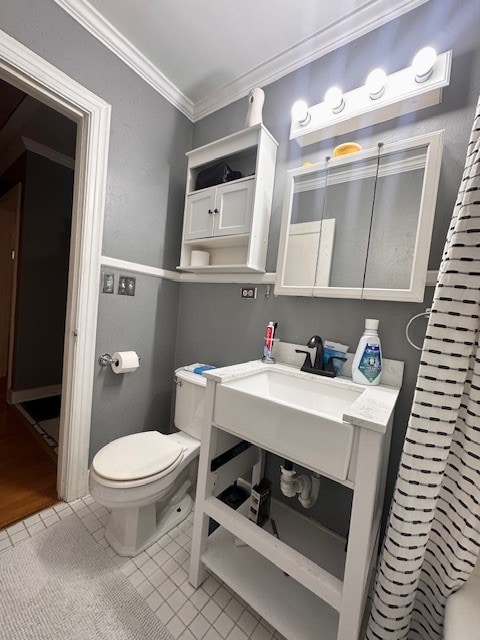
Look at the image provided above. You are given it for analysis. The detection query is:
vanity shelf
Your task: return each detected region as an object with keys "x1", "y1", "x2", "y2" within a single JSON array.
[
  {"x1": 189, "y1": 361, "x2": 402, "y2": 640},
  {"x1": 203, "y1": 498, "x2": 343, "y2": 640}
]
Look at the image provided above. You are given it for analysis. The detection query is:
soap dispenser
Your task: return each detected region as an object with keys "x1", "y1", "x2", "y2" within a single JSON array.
[{"x1": 352, "y1": 319, "x2": 382, "y2": 385}]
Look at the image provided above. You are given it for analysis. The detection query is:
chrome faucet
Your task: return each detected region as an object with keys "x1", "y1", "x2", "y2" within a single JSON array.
[{"x1": 295, "y1": 335, "x2": 346, "y2": 378}]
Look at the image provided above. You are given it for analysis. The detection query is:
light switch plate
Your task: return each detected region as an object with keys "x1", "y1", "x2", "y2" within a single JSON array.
[
  {"x1": 118, "y1": 275, "x2": 136, "y2": 296},
  {"x1": 102, "y1": 273, "x2": 114, "y2": 294}
]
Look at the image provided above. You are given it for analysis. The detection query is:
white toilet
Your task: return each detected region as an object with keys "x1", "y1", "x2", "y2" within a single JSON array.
[{"x1": 89, "y1": 366, "x2": 206, "y2": 557}]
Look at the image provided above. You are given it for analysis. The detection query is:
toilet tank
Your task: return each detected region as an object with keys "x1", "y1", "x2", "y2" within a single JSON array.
[{"x1": 174, "y1": 367, "x2": 207, "y2": 440}]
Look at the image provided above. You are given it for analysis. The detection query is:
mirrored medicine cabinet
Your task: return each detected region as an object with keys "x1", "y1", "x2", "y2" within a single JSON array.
[{"x1": 275, "y1": 131, "x2": 444, "y2": 301}]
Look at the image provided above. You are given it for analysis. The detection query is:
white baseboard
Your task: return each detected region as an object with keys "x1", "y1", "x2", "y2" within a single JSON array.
[{"x1": 9, "y1": 384, "x2": 62, "y2": 404}]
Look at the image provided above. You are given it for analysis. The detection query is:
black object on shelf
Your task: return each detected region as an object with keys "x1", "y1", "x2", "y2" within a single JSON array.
[
  {"x1": 196, "y1": 162, "x2": 243, "y2": 190},
  {"x1": 208, "y1": 481, "x2": 250, "y2": 535}
]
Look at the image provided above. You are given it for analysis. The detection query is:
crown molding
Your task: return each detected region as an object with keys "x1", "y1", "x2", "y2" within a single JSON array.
[
  {"x1": 53, "y1": 0, "x2": 195, "y2": 120},
  {"x1": 192, "y1": 0, "x2": 431, "y2": 121},
  {"x1": 54, "y1": 0, "x2": 430, "y2": 123}
]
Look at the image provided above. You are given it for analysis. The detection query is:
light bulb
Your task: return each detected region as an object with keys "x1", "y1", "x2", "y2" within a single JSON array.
[
  {"x1": 324, "y1": 87, "x2": 345, "y2": 114},
  {"x1": 366, "y1": 68, "x2": 387, "y2": 100},
  {"x1": 291, "y1": 100, "x2": 311, "y2": 126},
  {"x1": 412, "y1": 47, "x2": 437, "y2": 82}
]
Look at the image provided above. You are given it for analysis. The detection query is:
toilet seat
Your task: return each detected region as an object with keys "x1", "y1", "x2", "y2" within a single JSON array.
[{"x1": 92, "y1": 431, "x2": 184, "y2": 485}]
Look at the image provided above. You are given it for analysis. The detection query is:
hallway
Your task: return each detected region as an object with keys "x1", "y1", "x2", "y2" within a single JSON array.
[{"x1": 0, "y1": 378, "x2": 58, "y2": 529}]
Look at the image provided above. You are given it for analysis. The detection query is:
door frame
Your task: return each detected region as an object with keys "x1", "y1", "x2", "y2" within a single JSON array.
[{"x1": 0, "y1": 30, "x2": 111, "y2": 500}]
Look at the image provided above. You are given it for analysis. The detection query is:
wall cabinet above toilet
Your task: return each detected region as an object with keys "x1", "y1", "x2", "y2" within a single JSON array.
[{"x1": 177, "y1": 124, "x2": 278, "y2": 274}]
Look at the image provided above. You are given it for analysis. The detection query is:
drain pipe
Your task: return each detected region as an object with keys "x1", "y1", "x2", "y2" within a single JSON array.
[{"x1": 280, "y1": 460, "x2": 320, "y2": 509}]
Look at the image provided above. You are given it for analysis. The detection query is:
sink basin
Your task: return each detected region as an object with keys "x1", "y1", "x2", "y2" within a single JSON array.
[
  {"x1": 224, "y1": 369, "x2": 362, "y2": 422},
  {"x1": 212, "y1": 366, "x2": 365, "y2": 481}
]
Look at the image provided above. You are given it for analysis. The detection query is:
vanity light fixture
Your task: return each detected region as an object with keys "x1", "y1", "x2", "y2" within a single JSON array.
[
  {"x1": 366, "y1": 68, "x2": 387, "y2": 100},
  {"x1": 412, "y1": 46, "x2": 437, "y2": 83},
  {"x1": 324, "y1": 87, "x2": 345, "y2": 113},
  {"x1": 290, "y1": 48, "x2": 452, "y2": 147},
  {"x1": 291, "y1": 100, "x2": 311, "y2": 126}
]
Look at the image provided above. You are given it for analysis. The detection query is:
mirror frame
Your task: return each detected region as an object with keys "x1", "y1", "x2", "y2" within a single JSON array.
[{"x1": 275, "y1": 130, "x2": 444, "y2": 301}]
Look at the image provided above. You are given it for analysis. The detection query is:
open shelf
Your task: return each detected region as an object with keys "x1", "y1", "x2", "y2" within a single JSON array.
[
  {"x1": 202, "y1": 498, "x2": 343, "y2": 640},
  {"x1": 187, "y1": 174, "x2": 255, "y2": 197}
]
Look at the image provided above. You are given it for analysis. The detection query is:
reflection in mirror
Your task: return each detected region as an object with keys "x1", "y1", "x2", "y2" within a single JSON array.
[
  {"x1": 283, "y1": 168, "x2": 329, "y2": 287},
  {"x1": 284, "y1": 157, "x2": 379, "y2": 288},
  {"x1": 275, "y1": 130, "x2": 444, "y2": 301},
  {"x1": 364, "y1": 146, "x2": 426, "y2": 289},
  {"x1": 320, "y1": 157, "x2": 378, "y2": 288}
]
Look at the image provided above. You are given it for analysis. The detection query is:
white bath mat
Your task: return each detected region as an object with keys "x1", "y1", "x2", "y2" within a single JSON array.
[{"x1": 0, "y1": 516, "x2": 174, "y2": 640}]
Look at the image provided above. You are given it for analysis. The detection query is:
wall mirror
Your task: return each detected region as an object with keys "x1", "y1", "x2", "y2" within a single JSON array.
[{"x1": 275, "y1": 131, "x2": 444, "y2": 301}]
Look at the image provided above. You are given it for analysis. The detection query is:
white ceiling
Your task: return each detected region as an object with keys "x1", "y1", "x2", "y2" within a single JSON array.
[{"x1": 54, "y1": 0, "x2": 430, "y2": 121}]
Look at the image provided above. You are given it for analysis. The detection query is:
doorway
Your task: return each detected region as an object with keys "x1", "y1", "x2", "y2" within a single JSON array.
[
  {"x1": 0, "y1": 31, "x2": 110, "y2": 503},
  {"x1": 0, "y1": 181, "x2": 61, "y2": 528},
  {"x1": 0, "y1": 184, "x2": 20, "y2": 382}
]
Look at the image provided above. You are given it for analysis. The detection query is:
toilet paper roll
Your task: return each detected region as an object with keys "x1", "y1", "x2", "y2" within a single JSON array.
[
  {"x1": 111, "y1": 351, "x2": 140, "y2": 374},
  {"x1": 191, "y1": 250, "x2": 210, "y2": 267}
]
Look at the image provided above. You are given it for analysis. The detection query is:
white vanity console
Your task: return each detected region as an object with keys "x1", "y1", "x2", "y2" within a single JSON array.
[{"x1": 189, "y1": 359, "x2": 402, "y2": 640}]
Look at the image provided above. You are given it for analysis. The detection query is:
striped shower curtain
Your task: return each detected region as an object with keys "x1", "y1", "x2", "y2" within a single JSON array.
[{"x1": 367, "y1": 99, "x2": 480, "y2": 639}]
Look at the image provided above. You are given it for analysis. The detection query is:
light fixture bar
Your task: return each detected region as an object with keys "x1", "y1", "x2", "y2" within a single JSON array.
[{"x1": 290, "y1": 50, "x2": 452, "y2": 148}]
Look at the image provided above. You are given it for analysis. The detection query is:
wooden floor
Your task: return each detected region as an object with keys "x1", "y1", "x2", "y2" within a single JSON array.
[{"x1": 0, "y1": 378, "x2": 58, "y2": 529}]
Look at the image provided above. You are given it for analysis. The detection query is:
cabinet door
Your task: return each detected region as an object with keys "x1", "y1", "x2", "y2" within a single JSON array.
[
  {"x1": 184, "y1": 190, "x2": 215, "y2": 240},
  {"x1": 213, "y1": 179, "x2": 254, "y2": 237}
]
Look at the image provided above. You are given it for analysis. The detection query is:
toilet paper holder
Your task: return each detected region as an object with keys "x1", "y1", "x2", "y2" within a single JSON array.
[{"x1": 98, "y1": 352, "x2": 141, "y2": 367}]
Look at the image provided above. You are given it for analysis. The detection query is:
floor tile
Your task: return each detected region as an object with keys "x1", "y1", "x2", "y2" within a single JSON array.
[{"x1": 5, "y1": 496, "x2": 285, "y2": 640}]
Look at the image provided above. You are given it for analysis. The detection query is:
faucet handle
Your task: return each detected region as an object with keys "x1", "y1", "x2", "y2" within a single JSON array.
[{"x1": 295, "y1": 349, "x2": 313, "y2": 370}]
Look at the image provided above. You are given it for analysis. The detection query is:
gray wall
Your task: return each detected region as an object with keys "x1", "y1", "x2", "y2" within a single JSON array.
[
  {"x1": 0, "y1": 0, "x2": 193, "y2": 460},
  {"x1": 91, "y1": 268, "x2": 180, "y2": 455},
  {"x1": 175, "y1": 0, "x2": 480, "y2": 534}
]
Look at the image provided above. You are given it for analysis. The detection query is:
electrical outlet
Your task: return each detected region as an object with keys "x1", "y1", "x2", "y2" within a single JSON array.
[
  {"x1": 241, "y1": 287, "x2": 257, "y2": 299},
  {"x1": 102, "y1": 273, "x2": 114, "y2": 294},
  {"x1": 118, "y1": 275, "x2": 136, "y2": 296}
]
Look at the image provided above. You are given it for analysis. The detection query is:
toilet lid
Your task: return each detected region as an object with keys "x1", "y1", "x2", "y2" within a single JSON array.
[{"x1": 92, "y1": 431, "x2": 184, "y2": 481}]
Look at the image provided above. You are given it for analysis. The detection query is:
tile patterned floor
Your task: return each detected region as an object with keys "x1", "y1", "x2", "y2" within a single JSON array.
[{"x1": 0, "y1": 497, "x2": 287, "y2": 640}]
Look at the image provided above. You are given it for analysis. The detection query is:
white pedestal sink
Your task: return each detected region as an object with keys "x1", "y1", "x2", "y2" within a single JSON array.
[
  {"x1": 210, "y1": 361, "x2": 400, "y2": 482},
  {"x1": 189, "y1": 358, "x2": 402, "y2": 640}
]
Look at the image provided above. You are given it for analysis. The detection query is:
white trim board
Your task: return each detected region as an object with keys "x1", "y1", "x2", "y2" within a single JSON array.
[
  {"x1": 0, "y1": 28, "x2": 111, "y2": 502},
  {"x1": 10, "y1": 384, "x2": 62, "y2": 404},
  {"x1": 101, "y1": 254, "x2": 436, "y2": 287},
  {"x1": 53, "y1": 0, "x2": 430, "y2": 122},
  {"x1": 100, "y1": 255, "x2": 276, "y2": 285}
]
